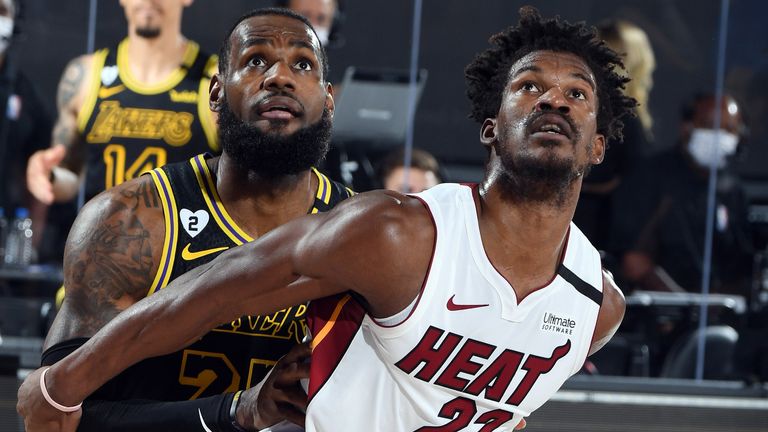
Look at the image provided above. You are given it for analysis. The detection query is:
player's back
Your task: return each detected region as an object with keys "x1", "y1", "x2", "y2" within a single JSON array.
[{"x1": 306, "y1": 183, "x2": 603, "y2": 431}]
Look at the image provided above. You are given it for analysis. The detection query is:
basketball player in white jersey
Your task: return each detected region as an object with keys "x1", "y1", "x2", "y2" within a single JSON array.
[{"x1": 18, "y1": 7, "x2": 631, "y2": 431}]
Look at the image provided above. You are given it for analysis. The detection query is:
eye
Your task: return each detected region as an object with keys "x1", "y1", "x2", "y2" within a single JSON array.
[
  {"x1": 520, "y1": 81, "x2": 540, "y2": 93},
  {"x1": 570, "y1": 88, "x2": 587, "y2": 100},
  {"x1": 294, "y1": 59, "x2": 313, "y2": 71},
  {"x1": 247, "y1": 56, "x2": 265, "y2": 68}
]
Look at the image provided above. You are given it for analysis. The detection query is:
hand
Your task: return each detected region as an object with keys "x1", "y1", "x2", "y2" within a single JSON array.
[
  {"x1": 17, "y1": 367, "x2": 82, "y2": 432},
  {"x1": 26, "y1": 145, "x2": 67, "y2": 204},
  {"x1": 237, "y1": 342, "x2": 311, "y2": 430}
]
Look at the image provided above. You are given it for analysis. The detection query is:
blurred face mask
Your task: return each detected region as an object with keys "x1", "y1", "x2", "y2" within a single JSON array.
[
  {"x1": 686, "y1": 128, "x2": 738, "y2": 169},
  {"x1": 314, "y1": 27, "x2": 330, "y2": 46},
  {"x1": 0, "y1": 16, "x2": 12, "y2": 55}
]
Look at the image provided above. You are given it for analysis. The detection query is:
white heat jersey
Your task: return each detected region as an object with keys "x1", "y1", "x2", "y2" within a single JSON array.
[{"x1": 305, "y1": 183, "x2": 604, "y2": 431}]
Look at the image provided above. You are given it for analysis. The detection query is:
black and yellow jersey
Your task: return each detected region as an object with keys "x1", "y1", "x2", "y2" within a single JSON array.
[
  {"x1": 88, "y1": 154, "x2": 353, "y2": 402},
  {"x1": 77, "y1": 39, "x2": 219, "y2": 202}
]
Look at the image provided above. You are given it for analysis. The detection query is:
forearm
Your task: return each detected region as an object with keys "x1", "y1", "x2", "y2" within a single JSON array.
[
  {"x1": 45, "y1": 240, "x2": 301, "y2": 406},
  {"x1": 78, "y1": 394, "x2": 243, "y2": 432}
]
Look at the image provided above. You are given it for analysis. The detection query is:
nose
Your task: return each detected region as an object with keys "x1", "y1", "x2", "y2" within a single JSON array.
[
  {"x1": 261, "y1": 61, "x2": 296, "y2": 92},
  {"x1": 535, "y1": 88, "x2": 570, "y2": 115}
]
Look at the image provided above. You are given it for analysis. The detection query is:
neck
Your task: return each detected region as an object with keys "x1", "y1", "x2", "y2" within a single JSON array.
[
  {"x1": 125, "y1": 28, "x2": 187, "y2": 84},
  {"x1": 212, "y1": 154, "x2": 317, "y2": 237},
  {"x1": 477, "y1": 165, "x2": 580, "y2": 297}
]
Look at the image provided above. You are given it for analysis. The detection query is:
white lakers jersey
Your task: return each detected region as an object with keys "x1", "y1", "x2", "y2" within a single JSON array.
[{"x1": 305, "y1": 183, "x2": 604, "y2": 431}]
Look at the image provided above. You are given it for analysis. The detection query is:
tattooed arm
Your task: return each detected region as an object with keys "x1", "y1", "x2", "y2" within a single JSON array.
[
  {"x1": 33, "y1": 174, "x2": 311, "y2": 432},
  {"x1": 27, "y1": 55, "x2": 93, "y2": 204},
  {"x1": 44, "y1": 175, "x2": 164, "y2": 347}
]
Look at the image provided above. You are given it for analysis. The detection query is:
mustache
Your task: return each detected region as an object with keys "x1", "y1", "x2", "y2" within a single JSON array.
[
  {"x1": 254, "y1": 91, "x2": 305, "y2": 111},
  {"x1": 524, "y1": 110, "x2": 579, "y2": 139}
]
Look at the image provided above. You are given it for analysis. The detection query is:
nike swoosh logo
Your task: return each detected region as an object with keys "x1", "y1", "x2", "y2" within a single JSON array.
[
  {"x1": 98, "y1": 84, "x2": 125, "y2": 99},
  {"x1": 181, "y1": 243, "x2": 229, "y2": 261},
  {"x1": 446, "y1": 294, "x2": 489, "y2": 311},
  {"x1": 198, "y1": 408, "x2": 213, "y2": 432}
]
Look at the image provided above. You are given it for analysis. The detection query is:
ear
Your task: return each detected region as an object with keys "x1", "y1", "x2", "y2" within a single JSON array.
[
  {"x1": 209, "y1": 73, "x2": 224, "y2": 112},
  {"x1": 591, "y1": 133, "x2": 606, "y2": 164},
  {"x1": 325, "y1": 82, "x2": 335, "y2": 117},
  {"x1": 183, "y1": 0, "x2": 194, "y2": 7},
  {"x1": 480, "y1": 118, "x2": 498, "y2": 149}
]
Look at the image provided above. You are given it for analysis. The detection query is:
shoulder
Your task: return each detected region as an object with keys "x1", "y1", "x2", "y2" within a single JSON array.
[
  {"x1": 60, "y1": 53, "x2": 98, "y2": 81},
  {"x1": 311, "y1": 190, "x2": 432, "y2": 246},
  {"x1": 589, "y1": 269, "x2": 626, "y2": 356},
  {"x1": 293, "y1": 190, "x2": 435, "y2": 312},
  {"x1": 66, "y1": 175, "x2": 165, "y2": 259},
  {"x1": 56, "y1": 53, "x2": 100, "y2": 112},
  {"x1": 297, "y1": 190, "x2": 432, "y2": 257},
  {"x1": 52, "y1": 175, "x2": 167, "y2": 344}
]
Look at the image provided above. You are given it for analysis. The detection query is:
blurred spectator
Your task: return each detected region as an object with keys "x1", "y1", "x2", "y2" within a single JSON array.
[
  {"x1": 612, "y1": 93, "x2": 753, "y2": 295},
  {"x1": 276, "y1": 0, "x2": 342, "y2": 48},
  {"x1": 0, "y1": 0, "x2": 52, "y2": 252},
  {"x1": 0, "y1": 0, "x2": 52, "y2": 209},
  {"x1": 378, "y1": 147, "x2": 441, "y2": 193},
  {"x1": 574, "y1": 19, "x2": 655, "y2": 255},
  {"x1": 25, "y1": 0, "x2": 218, "y2": 206}
]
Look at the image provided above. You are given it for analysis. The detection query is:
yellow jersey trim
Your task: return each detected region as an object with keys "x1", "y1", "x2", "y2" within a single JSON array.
[
  {"x1": 190, "y1": 155, "x2": 252, "y2": 245},
  {"x1": 311, "y1": 294, "x2": 352, "y2": 350},
  {"x1": 310, "y1": 168, "x2": 328, "y2": 214},
  {"x1": 197, "y1": 55, "x2": 219, "y2": 152},
  {"x1": 116, "y1": 38, "x2": 199, "y2": 95},
  {"x1": 147, "y1": 169, "x2": 179, "y2": 295},
  {"x1": 77, "y1": 48, "x2": 109, "y2": 133}
]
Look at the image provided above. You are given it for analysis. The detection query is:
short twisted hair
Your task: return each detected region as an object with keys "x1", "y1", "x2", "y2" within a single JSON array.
[{"x1": 465, "y1": 6, "x2": 636, "y2": 141}]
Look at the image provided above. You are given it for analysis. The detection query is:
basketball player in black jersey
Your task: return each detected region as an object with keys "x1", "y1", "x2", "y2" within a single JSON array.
[
  {"x1": 26, "y1": 0, "x2": 219, "y2": 205},
  {"x1": 20, "y1": 8, "x2": 349, "y2": 432}
]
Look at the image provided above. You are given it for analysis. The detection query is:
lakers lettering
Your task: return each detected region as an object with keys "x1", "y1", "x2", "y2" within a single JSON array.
[
  {"x1": 87, "y1": 100, "x2": 194, "y2": 146},
  {"x1": 214, "y1": 304, "x2": 308, "y2": 343}
]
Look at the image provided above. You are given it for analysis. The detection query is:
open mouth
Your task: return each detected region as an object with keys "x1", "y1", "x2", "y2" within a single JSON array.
[
  {"x1": 256, "y1": 96, "x2": 303, "y2": 120},
  {"x1": 529, "y1": 114, "x2": 573, "y2": 139}
]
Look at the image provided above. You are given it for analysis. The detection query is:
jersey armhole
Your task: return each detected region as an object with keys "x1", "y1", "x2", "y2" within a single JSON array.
[
  {"x1": 146, "y1": 169, "x2": 179, "y2": 296},
  {"x1": 76, "y1": 48, "x2": 109, "y2": 133}
]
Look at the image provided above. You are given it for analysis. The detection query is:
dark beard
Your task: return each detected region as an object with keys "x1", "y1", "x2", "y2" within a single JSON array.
[
  {"x1": 495, "y1": 111, "x2": 590, "y2": 207},
  {"x1": 136, "y1": 26, "x2": 161, "y2": 39},
  {"x1": 218, "y1": 100, "x2": 332, "y2": 178},
  {"x1": 496, "y1": 141, "x2": 591, "y2": 208}
]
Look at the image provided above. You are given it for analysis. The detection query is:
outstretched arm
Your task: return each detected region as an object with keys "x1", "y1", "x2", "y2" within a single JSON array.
[{"x1": 19, "y1": 191, "x2": 433, "y2": 418}]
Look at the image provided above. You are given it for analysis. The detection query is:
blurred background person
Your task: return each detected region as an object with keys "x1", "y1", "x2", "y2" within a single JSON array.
[
  {"x1": 573, "y1": 19, "x2": 656, "y2": 261},
  {"x1": 0, "y1": 0, "x2": 52, "y2": 263},
  {"x1": 276, "y1": 0, "x2": 343, "y2": 48},
  {"x1": 378, "y1": 146, "x2": 441, "y2": 193},
  {"x1": 25, "y1": 0, "x2": 218, "y2": 208},
  {"x1": 612, "y1": 93, "x2": 753, "y2": 295}
]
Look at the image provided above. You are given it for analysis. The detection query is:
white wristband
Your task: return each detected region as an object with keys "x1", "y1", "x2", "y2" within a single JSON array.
[{"x1": 39, "y1": 367, "x2": 82, "y2": 413}]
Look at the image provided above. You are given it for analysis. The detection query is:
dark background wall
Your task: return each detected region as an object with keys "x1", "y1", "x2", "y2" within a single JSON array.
[{"x1": 11, "y1": 0, "x2": 768, "y2": 179}]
